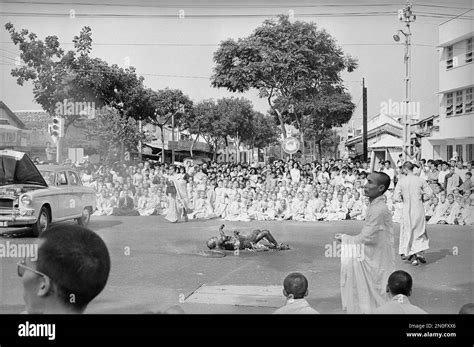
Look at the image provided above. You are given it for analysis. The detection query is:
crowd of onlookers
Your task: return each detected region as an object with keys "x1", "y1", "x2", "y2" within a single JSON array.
[{"x1": 68, "y1": 155, "x2": 473, "y2": 226}]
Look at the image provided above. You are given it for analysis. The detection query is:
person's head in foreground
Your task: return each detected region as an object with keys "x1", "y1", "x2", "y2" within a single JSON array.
[
  {"x1": 283, "y1": 272, "x2": 309, "y2": 300},
  {"x1": 364, "y1": 171, "x2": 390, "y2": 200},
  {"x1": 458, "y1": 303, "x2": 474, "y2": 314},
  {"x1": 18, "y1": 225, "x2": 111, "y2": 314},
  {"x1": 386, "y1": 270, "x2": 413, "y2": 297}
]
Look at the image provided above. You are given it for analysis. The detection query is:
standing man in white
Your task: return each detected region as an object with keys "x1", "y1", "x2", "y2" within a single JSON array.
[
  {"x1": 394, "y1": 162, "x2": 433, "y2": 265},
  {"x1": 335, "y1": 171, "x2": 395, "y2": 314}
]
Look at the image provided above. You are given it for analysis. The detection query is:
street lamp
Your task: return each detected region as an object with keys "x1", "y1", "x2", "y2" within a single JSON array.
[{"x1": 395, "y1": 1, "x2": 416, "y2": 162}]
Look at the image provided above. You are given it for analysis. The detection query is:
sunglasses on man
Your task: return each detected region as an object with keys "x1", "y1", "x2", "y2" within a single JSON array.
[{"x1": 17, "y1": 258, "x2": 50, "y2": 284}]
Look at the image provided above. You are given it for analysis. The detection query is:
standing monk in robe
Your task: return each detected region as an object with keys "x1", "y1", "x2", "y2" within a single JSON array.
[
  {"x1": 394, "y1": 162, "x2": 432, "y2": 265},
  {"x1": 335, "y1": 172, "x2": 395, "y2": 314}
]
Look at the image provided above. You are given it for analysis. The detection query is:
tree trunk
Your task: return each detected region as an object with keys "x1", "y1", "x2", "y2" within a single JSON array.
[
  {"x1": 316, "y1": 139, "x2": 322, "y2": 161},
  {"x1": 160, "y1": 126, "x2": 165, "y2": 163},
  {"x1": 275, "y1": 109, "x2": 287, "y2": 138},
  {"x1": 190, "y1": 133, "x2": 199, "y2": 158},
  {"x1": 235, "y1": 137, "x2": 240, "y2": 163},
  {"x1": 213, "y1": 139, "x2": 218, "y2": 161},
  {"x1": 300, "y1": 131, "x2": 305, "y2": 163}
]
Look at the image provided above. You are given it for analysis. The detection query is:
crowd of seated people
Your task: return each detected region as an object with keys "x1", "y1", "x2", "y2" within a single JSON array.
[{"x1": 71, "y1": 156, "x2": 472, "y2": 225}]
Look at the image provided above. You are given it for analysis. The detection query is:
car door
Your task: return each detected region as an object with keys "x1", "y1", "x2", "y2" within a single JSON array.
[
  {"x1": 56, "y1": 170, "x2": 75, "y2": 218},
  {"x1": 67, "y1": 170, "x2": 83, "y2": 216}
]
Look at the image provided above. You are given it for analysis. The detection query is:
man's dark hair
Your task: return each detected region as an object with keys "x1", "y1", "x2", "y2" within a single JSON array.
[
  {"x1": 373, "y1": 171, "x2": 391, "y2": 194},
  {"x1": 387, "y1": 270, "x2": 413, "y2": 296},
  {"x1": 402, "y1": 161, "x2": 414, "y2": 171},
  {"x1": 466, "y1": 172, "x2": 472, "y2": 178},
  {"x1": 37, "y1": 225, "x2": 111, "y2": 312},
  {"x1": 283, "y1": 272, "x2": 308, "y2": 299}
]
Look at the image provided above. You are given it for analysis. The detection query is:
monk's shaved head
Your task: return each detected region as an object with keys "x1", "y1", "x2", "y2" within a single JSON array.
[
  {"x1": 372, "y1": 171, "x2": 391, "y2": 194},
  {"x1": 283, "y1": 272, "x2": 308, "y2": 299},
  {"x1": 388, "y1": 270, "x2": 412, "y2": 296}
]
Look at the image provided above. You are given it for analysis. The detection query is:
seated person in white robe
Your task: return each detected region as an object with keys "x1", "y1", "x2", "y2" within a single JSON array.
[
  {"x1": 458, "y1": 196, "x2": 474, "y2": 226},
  {"x1": 189, "y1": 190, "x2": 216, "y2": 219},
  {"x1": 273, "y1": 273, "x2": 319, "y2": 314},
  {"x1": 266, "y1": 194, "x2": 278, "y2": 220},
  {"x1": 137, "y1": 189, "x2": 157, "y2": 216},
  {"x1": 315, "y1": 193, "x2": 329, "y2": 221},
  {"x1": 304, "y1": 193, "x2": 318, "y2": 221},
  {"x1": 427, "y1": 192, "x2": 449, "y2": 224},
  {"x1": 349, "y1": 192, "x2": 365, "y2": 220},
  {"x1": 447, "y1": 195, "x2": 463, "y2": 225},
  {"x1": 93, "y1": 189, "x2": 114, "y2": 216},
  {"x1": 254, "y1": 194, "x2": 268, "y2": 221},
  {"x1": 214, "y1": 180, "x2": 228, "y2": 218},
  {"x1": 275, "y1": 199, "x2": 292, "y2": 220},
  {"x1": 291, "y1": 193, "x2": 306, "y2": 221},
  {"x1": 373, "y1": 270, "x2": 427, "y2": 314},
  {"x1": 435, "y1": 194, "x2": 455, "y2": 224},
  {"x1": 326, "y1": 193, "x2": 348, "y2": 221},
  {"x1": 224, "y1": 193, "x2": 250, "y2": 221},
  {"x1": 425, "y1": 196, "x2": 438, "y2": 221}
]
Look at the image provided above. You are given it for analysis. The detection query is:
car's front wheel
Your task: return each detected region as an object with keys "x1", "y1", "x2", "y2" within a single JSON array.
[
  {"x1": 76, "y1": 207, "x2": 91, "y2": 226},
  {"x1": 31, "y1": 206, "x2": 50, "y2": 237}
]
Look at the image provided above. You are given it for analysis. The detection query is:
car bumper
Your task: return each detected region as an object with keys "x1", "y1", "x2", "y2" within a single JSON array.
[{"x1": 0, "y1": 214, "x2": 37, "y2": 227}]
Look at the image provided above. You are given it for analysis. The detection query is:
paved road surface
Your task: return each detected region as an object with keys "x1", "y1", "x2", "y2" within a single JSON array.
[{"x1": 0, "y1": 217, "x2": 472, "y2": 314}]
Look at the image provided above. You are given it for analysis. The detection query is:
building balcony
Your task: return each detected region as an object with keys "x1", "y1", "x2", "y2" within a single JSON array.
[
  {"x1": 439, "y1": 61, "x2": 474, "y2": 94},
  {"x1": 435, "y1": 111, "x2": 474, "y2": 140}
]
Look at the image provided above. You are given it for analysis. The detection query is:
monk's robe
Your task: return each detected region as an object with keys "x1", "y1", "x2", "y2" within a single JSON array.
[
  {"x1": 372, "y1": 294, "x2": 427, "y2": 314},
  {"x1": 394, "y1": 174, "x2": 432, "y2": 256},
  {"x1": 340, "y1": 195, "x2": 395, "y2": 314}
]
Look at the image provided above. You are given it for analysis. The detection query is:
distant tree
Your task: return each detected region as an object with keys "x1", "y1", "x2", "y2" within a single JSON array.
[
  {"x1": 303, "y1": 91, "x2": 355, "y2": 160},
  {"x1": 143, "y1": 88, "x2": 193, "y2": 163},
  {"x1": 211, "y1": 15, "x2": 357, "y2": 138},
  {"x1": 83, "y1": 107, "x2": 149, "y2": 161},
  {"x1": 215, "y1": 97, "x2": 254, "y2": 161},
  {"x1": 185, "y1": 99, "x2": 226, "y2": 160},
  {"x1": 4, "y1": 23, "x2": 144, "y2": 133},
  {"x1": 244, "y1": 112, "x2": 279, "y2": 162}
]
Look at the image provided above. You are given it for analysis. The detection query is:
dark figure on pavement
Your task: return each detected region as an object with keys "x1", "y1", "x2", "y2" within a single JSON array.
[{"x1": 206, "y1": 224, "x2": 290, "y2": 251}]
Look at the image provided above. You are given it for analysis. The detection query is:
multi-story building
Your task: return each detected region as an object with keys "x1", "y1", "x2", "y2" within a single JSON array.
[{"x1": 422, "y1": 14, "x2": 473, "y2": 162}]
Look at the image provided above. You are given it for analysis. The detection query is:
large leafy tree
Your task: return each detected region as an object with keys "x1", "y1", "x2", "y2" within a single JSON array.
[
  {"x1": 211, "y1": 15, "x2": 358, "y2": 138},
  {"x1": 4, "y1": 24, "x2": 144, "y2": 132}
]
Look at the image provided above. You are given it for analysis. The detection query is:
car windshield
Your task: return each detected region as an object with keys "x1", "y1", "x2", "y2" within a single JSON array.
[{"x1": 39, "y1": 171, "x2": 54, "y2": 186}]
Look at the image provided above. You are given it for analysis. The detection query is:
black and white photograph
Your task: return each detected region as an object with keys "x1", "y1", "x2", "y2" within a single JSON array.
[{"x1": 0, "y1": 0, "x2": 472, "y2": 343}]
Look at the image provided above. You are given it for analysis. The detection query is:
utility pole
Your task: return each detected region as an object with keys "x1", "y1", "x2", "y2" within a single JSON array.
[
  {"x1": 395, "y1": 1, "x2": 416, "y2": 161},
  {"x1": 138, "y1": 118, "x2": 143, "y2": 161},
  {"x1": 362, "y1": 78, "x2": 368, "y2": 162},
  {"x1": 171, "y1": 114, "x2": 175, "y2": 163}
]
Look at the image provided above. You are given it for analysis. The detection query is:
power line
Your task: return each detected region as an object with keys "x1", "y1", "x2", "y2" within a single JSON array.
[
  {"x1": 0, "y1": 54, "x2": 17, "y2": 61},
  {"x1": 3, "y1": 1, "x2": 472, "y2": 10},
  {"x1": 0, "y1": 48, "x2": 18, "y2": 56},
  {"x1": 1, "y1": 10, "x2": 471, "y2": 19}
]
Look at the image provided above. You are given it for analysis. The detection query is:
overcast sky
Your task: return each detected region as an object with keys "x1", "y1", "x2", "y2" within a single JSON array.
[{"x1": 1, "y1": 0, "x2": 472, "y2": 128}]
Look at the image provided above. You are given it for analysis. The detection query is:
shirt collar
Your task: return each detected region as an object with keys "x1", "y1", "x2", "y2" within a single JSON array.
[
  {"x1": 370, "y1": 195, "x2": 385, "y2": 205},
  {"x1": 392, "y1": 294, "x2": 411, "y2": 304}
]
